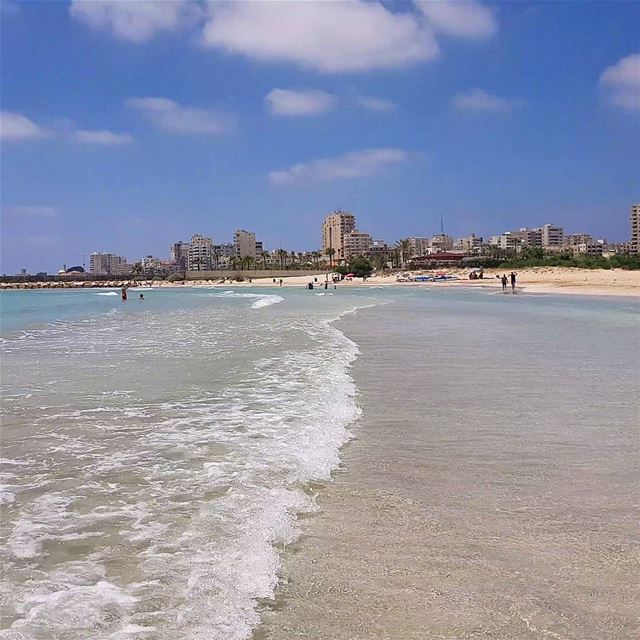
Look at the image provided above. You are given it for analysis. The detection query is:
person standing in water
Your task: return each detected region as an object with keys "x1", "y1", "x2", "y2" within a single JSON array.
[
  {"x1": 139, "y1": 293, "x2": 145, "y2": 301},
  {"x1": 121, "y1": 287, "x2": 128, "y2": 301},
  {"x1": 500, "y1": 274, "x2": 508, "y2": 292},
  {"x1": 510, "y1": 271, "x2": 517, "y2": 293}
]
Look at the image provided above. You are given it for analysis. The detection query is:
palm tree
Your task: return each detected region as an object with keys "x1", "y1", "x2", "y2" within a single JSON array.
[
  {"x1": 212, "y1": 251, "x2": 221, "y2": 270},
  {"x1": 325, "y1": 247, "x2": 336, "y2": 268},
  {"x1": 276, "y1": 248, "x2": 288, "y2": 269},
  {"x1": 395, "y1": 239, "x2": 412, "y2": 269},
  {"x1": 131, "y1": 262, "x2": 143, "y2": 279}
]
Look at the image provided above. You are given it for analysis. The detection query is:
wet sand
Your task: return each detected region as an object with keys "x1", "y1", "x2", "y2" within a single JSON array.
[{"x1": 259, "y1": 292, "x2": 639, "y2": 639}]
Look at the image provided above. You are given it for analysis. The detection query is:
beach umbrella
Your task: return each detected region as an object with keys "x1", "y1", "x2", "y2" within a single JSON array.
[{"x1": 345, "y1": 273, "x2": 355, "y2": 277}]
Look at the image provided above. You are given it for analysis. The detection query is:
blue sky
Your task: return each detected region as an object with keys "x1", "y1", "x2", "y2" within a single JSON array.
[{"x1": 1, "y1": 0, "x2": 639, "y2": 274}]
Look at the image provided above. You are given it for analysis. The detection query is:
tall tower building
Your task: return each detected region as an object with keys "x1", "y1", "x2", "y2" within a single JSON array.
[
  {"x1": 631, "y1": 204, "x2": 640, "y2": 255},
  {"x1": 322, "y1": 210, "x2": 356, "y2": 262},
  {"x1": 541, "y1": 223, "x2": 564, "y2": 248},
  {"x1": 188, "y1": 234, "x2": 213, "y2": 271},
  {"x1": 234, "y1": 229, "x2": 257, "y2": 259}
]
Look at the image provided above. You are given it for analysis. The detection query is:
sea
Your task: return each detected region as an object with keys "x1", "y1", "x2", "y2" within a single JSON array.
[{"x1": 1, "y1": 285, "x2": 638, "y2": 639}]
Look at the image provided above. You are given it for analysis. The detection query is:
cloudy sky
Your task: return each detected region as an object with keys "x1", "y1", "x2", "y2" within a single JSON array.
[{"x1": 1, "y1": 0, "x2": 639, "y2": 273}]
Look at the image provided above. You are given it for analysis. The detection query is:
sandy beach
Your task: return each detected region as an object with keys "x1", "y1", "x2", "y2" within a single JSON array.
[
  {"x1": 218, "y1": 267, "x2": 640, "y2": 297},
  {"x1": 2, "y1": 267, "x2": 638, "y2": 297}
]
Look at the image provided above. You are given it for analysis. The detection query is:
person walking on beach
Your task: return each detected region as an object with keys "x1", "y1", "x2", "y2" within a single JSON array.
[
  {"x1": 500, "y1": 274, "x2": 508, "y2": 292},
  {"x1": 510, "y1": 271, "x2": 517, "y2": 293}
]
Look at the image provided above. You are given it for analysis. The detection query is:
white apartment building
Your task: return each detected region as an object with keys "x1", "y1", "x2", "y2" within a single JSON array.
[
  {"x1": 343, "y1": 230, "x2": 372, "y2": 259},
  {"x1": 489, "y1": 233, "x2": 518, "y2": 251},
  {"x1": 188, "y1": 234, "x2": 213, "y2": 271},
  {"x1": 234, "y1": 229, "x2": 257, "y2": 259},
  {"x1": 631, "y1": 203, "x2": 640, "y2": 255},
  {"x1": 89, "y1": 252, "x2": 129, "y2": 276},
  {"x1": 322, "y1": 211, "x2": 356, "y2": 261}
]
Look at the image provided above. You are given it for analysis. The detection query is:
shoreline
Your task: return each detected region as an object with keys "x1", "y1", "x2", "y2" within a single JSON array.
[
  {"x1": 1, "y1": 267, "x2": 638, "y2": 298},
  {"x1": 258, "y1": 295, "x2": 639, "y2": 639}
]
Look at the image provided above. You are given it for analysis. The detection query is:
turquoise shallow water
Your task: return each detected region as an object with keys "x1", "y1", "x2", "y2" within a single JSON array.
[{"x1": 0, "y1": 286, "x2": 638, "y2": 640}]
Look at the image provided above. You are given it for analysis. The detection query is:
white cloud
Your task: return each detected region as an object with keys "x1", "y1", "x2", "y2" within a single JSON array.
[
  {"x1": 126, "y1": 97, "x2": 233, "y2": 134},
  {"x1": 357, "y1": 96, "x2": 396, "y2": 113},
  {"x1": 0, "y1": 111, "x2": 48, "y2": 141},
  {"x1": 269, "y1": 147, "x2": 409, "y2": 185},
  {"x1": 415, "y1": 0, "x2": 497, "y2": 39},
  {"x1": 265, "y1": 89, "x2": 337, "y2": 116},
  {"x1": 600, "y1": 54, "x2": 640, "y2": 110},
  {"x1": 201, "y1": 1, "x2": 439, "y2": 73},
  {"x1": 72, "y1": 129, "x2": 134, "y2": 145},
  {"x1": 69, "y1": 0, "x2": 203, "y2": 43},
  {"x1": 452, "y1": 88, "x2": 523, "y2": 112},
  {"x1": 4, "y1": 206, "x2": 57, "y2": 218}
]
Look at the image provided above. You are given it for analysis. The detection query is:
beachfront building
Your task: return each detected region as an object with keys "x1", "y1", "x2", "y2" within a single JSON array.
[
  {"x1": 631, "y1": 203, "x2": 640, "y2": 254},
  {"x1": 322, "y1": 211, "x2": 356, "y2": 262},
  {"x1": 407, "y1": 237, "x2": 431, "y2": 258},
  {"x1": 368, "y1": 240, "x2": 393, "y2": 265},
  {"x1": 170, "y1": 241, "x2": 190, "y2": 272},
  {"x1": 570, "y1": 243, "x2": 604, "y2": 256},
  {"x1": 211, "y1": 243, "x2": 234, "y2": 269},
  {"x1": 489, "y1": 233, "x2": 518, "y2": 251},
  {"x1": 430, "y1": 234, "x2": 454, "y2": 252},
  {"x1": 234, "y1": 229, "x2": 257, "y2": 259},
  {"x1": 89, "y1": 252, "x2": 130, "y2": 276},
  {"x1": 343, "y1": 230, "x2": 372, "y2": 260},
  {"x1": 565, "y1": 233, "x2": 593, "y2": 246},
  {"x1": 510, "y1": 227, "x2": 542, "y2": 247},
  {"x1": 188, "y1": 234, "x2": 214, "y2": 271},
  {"x1": 541, "y1": 223, "x2": 564, "y2": 248},
  {"x1": 454, "y1": 234, "x2": 483, "y2": 255}
]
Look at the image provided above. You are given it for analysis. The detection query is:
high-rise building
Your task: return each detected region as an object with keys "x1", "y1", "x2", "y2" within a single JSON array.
[
  {"x1": 234, "y1": 229, "x2": 257, "y2": 259},
  {"x1": 541, "y1": 223, "x2": 564, "y2": 247},
  {"x1": 170, "y1": 241, "x2": 190, "y2": 271},
  {"x1": 630, "y1": 204, "x2": 640, "y2": 255},
  {"x1": 89, "y1": 252, "x2": 129, "y2": 275},
  {"x1": 343, "y1": 230, "x2": 372, "y2": 259},
  {"x1": 188, "y1": 234, "x2": 213, "y2": 271},
  {"x1": 322, "y1": 211, "x2": 356, "y2": 262}
]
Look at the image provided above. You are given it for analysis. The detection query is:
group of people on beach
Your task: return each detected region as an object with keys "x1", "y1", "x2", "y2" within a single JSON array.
[{"x1": 498, "y1": 272, "x2": 518, "y2": 293}]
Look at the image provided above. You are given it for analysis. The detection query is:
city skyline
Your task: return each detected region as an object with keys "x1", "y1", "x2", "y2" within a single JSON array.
[
  {"x1": 2, "y1": 1, "x2": 640, "y2": 273},
  {"x1": 19, "y1": 203, "x2": 637, "y2": 277}
]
